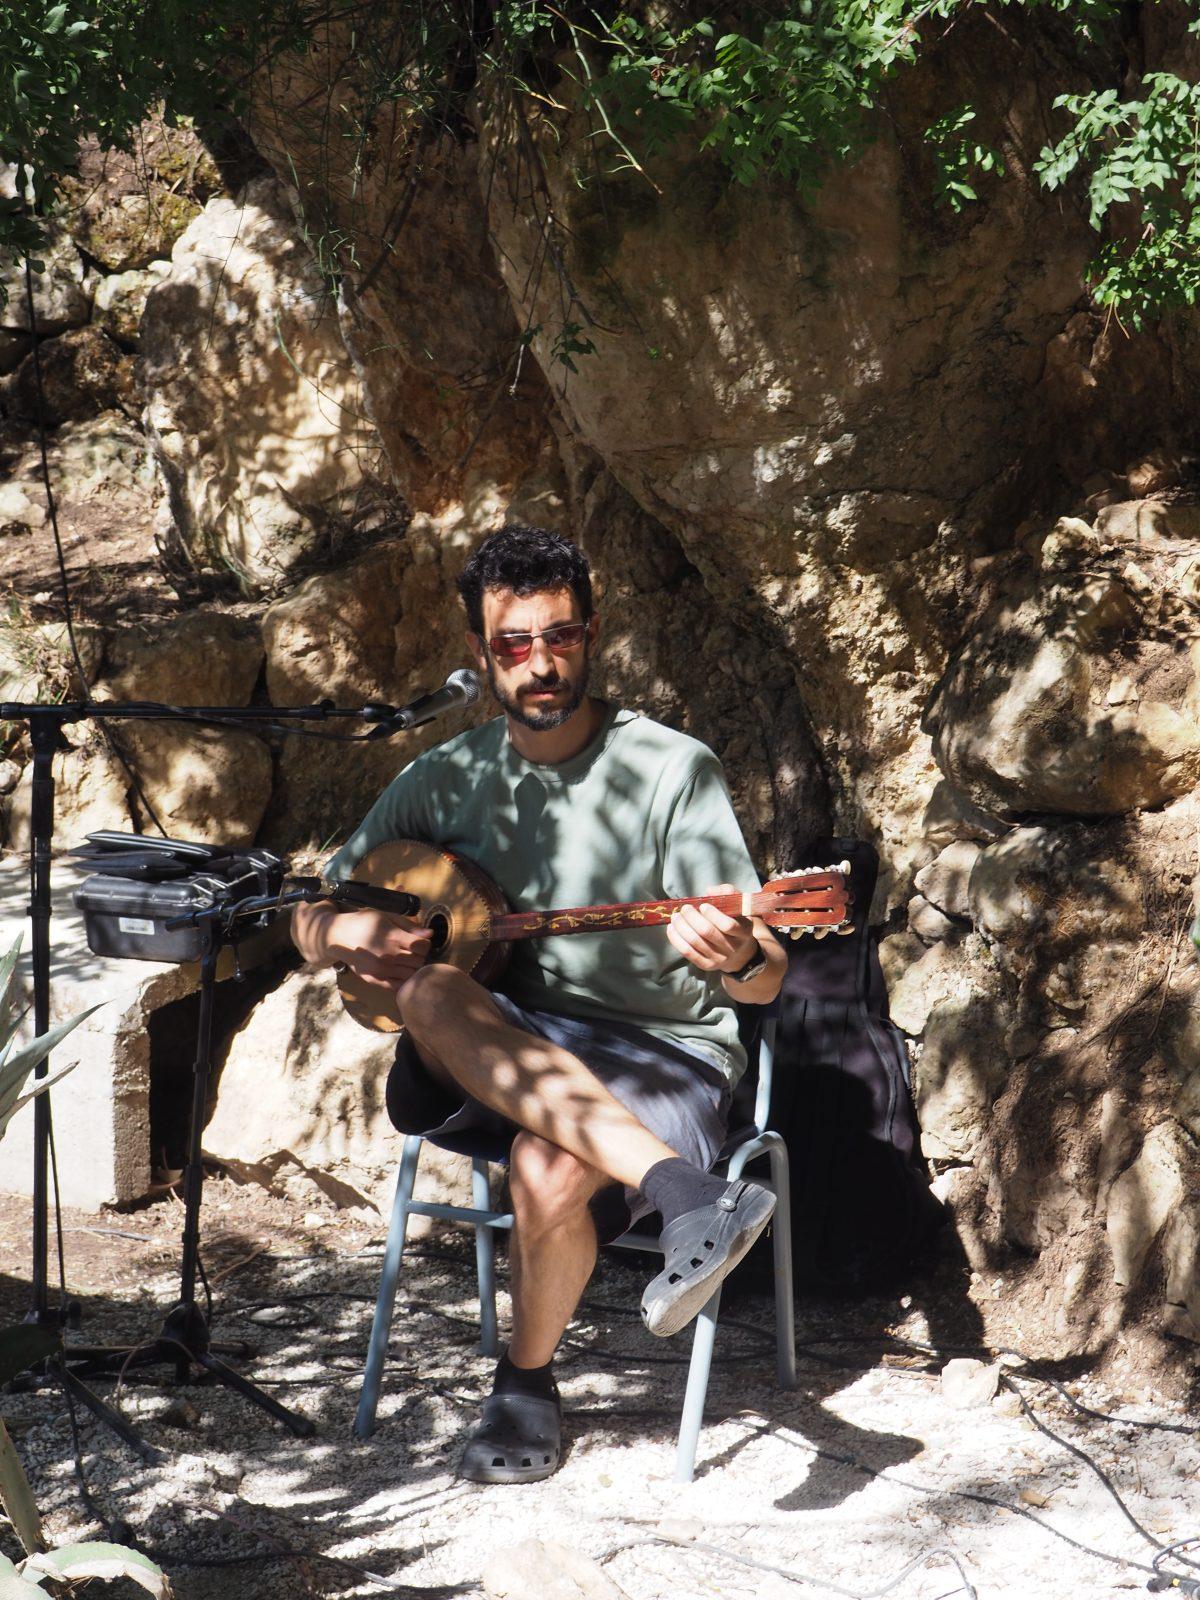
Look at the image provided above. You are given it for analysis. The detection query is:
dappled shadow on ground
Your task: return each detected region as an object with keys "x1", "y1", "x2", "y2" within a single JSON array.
[{"x1": 0, "y1": 1189, "x2": 994, "y2": 1599}]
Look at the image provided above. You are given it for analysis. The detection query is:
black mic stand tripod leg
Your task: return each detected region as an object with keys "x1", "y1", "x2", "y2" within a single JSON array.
[{"x1": 13, "y1": 712, "x2": 163, "y2": 1464}]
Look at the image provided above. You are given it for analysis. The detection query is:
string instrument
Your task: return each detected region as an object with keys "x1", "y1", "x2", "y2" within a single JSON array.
[{"x1": 336, "y1": 840, "x2": 853, "y2": 1032}]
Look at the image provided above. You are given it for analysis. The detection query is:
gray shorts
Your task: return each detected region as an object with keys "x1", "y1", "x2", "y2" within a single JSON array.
[{"x1": 385, "y1": 993, "x2": 732, "y2": 1244}]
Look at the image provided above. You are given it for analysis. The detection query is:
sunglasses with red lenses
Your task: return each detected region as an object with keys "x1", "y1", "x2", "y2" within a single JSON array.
[{"x1": 486, "y1": 622, "x2": 587, "y2": 662}]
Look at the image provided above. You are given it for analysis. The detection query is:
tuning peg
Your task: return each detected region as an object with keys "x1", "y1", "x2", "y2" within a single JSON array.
[
  {"x1": 814, "y1": 927, "x2": 828, "y2": 939},
  {"x1": 837, "y1": 922, "x2": 855, "y2": 936},
  {"x1": 789, "y1": 927, "x2": 805, "y2": 940},
  {"x1": 838, "y1": 860, "x2": 851, "y2": 875}
]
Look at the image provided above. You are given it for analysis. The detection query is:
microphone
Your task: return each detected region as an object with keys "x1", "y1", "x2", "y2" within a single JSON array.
[
  {"x1": 366, "y1": 669, "x2": 481, "y2": 738},
  {"x1": 322, "y1": 879, "x2": 422, "y2": 917}
]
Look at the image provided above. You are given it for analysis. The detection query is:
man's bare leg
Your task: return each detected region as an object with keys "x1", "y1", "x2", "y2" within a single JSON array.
[
  {"x1": 397, "y1": 964, "x2": 678, "y2": 1189},
  {"x1": 400, "y1": 961, "x2": 774, "y2": 1398},
  {"x1": 505, "y1": 1133, "x2": 609, "y2": 1367}
]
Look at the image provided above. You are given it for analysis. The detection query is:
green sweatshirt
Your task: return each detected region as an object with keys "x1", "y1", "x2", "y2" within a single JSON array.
[{"x1": 326, "y1": 703, "x2": 761, "y2": 1084}]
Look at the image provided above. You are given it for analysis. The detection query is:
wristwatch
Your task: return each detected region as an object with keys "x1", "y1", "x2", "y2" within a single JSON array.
[{"x1": 723, "y1": 944, "x2": 768, "y2": 983}]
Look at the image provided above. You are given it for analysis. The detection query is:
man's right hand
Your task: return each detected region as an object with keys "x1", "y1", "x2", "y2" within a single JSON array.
[
  {"x1": 329, "y1": 910, "x2": 432, "y2": 993},
  {"x1": 291, "y1": 901, "x2": 431, "y2": 995}
]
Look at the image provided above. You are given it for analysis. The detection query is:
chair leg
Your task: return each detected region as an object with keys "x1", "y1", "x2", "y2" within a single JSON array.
[
  {"x1": 472, "y1": 1159, "x2": 500, "y2": 1358},
  {"x1": 767, "y1": 1141, "x2": 797, "y2": 1389},
  {"x1": 354, "y1": 1136, "x2": 422, "y2": 1439},
  {"x1": 674, "y1": 1286, "x2": 722, "y2": 1483}
]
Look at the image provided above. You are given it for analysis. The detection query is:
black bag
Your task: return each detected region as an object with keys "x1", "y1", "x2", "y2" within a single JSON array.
[{"x1": 742, "y1": 837, "x2": 944, "y2": 1294}]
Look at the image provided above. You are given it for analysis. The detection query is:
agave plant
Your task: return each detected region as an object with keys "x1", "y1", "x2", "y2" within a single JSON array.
[
  {"x1": 0, "y1": 939, "x2": 92, "y2": 1142},
  {"x1": 0, "y1": 939, "x2": 171, "y2": 1597}
]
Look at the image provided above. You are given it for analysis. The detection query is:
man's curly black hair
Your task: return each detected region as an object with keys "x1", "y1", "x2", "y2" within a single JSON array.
[{"x1": 457, "y1": 523, "x2": 593, "y2": 637}]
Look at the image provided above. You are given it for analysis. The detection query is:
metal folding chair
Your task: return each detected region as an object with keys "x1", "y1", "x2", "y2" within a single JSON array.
[{"x1": 352, "y1": 1010, "x2": 796, "y2": 1482}]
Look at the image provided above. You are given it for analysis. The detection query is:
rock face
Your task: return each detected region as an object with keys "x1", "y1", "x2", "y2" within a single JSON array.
[
  {"x1": 7, "y1": 731, "x2": 133, "y2": 852},
  {"x1": 93, "y1": 263, "x2": 172, "y2": 347},
  {"x1": 260, "y1": 534, "x2": 478, "y2": 848},
  {"x1": 1, "y1": 325, "x2": 138, "y2": 425},
  {"x1": 474, "y1": 29, "x2": 1116, "y2": 901},
  {"x1": 194, "y1": 7, "x2": 1200, "y2": 1384},
  {"x1": 58, "y1": 119, "x2": 220, "y2": 273},
  {"x1": 926, "y1": 537, "x2": 1200, "y2": 817},
  {"x1": 0, "y1": 226, "x2": 92, "y2": 337},
  {"x1": 141, "y1": 177, "x2": 398, "y2": 594},
  {"x1": 242, "y1": 44, "x2": 554, "y2": 544},
  {"x1": 94, "y1": 612, "x2": 272, "y2": 844}
]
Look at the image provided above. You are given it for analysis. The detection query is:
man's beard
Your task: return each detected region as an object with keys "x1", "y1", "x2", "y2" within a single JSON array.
[{"x1": 487, "y1": 650, "x2": 590, "y2": 731}]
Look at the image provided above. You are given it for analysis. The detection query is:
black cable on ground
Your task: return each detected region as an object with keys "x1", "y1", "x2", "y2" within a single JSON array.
[
  {"x1": 598, "y1": 1534, "x2": 978, "y2": 1600},
  {"x1": 1153, "y1": 1538, "x2": 1200, "y2": 1594},
  {"x1": 997, "y1": 1374, "x2": 1181, "y2": 1563}
]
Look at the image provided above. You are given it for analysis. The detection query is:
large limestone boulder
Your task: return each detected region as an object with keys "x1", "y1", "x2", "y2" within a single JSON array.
[
  {"x1": 141, "y1": 176, "x2": 396, "y2": 594},
  {"x1": 968, "y1": 826, "x2": 1146, "y2": 950},
  {"x1": 89, "y1": 611, "x2": 272, "y2": 846},
  {"x1": 114, "y1": 724, "x2": 272, "y2": 846},
  {"x1": 244, "y1": 39, "x2": 555, "y2": 540},
  {"x1": 0, "y1": 615, "x2": 119, "y2": 852},
  {"x1": 93, "y1": 262, "x2": 172, "y2": 347},
  {"x1": 1162, "y1": 1203, "x2": 1200, "y2": 1343},
  {"x1": 98, "y1": 611, "x2": 263, "y2": 706},
  {"x1": 204, "y1": 964, "x2": 471, "y2": 1215},
  {"x1": 1106, "y1": 1122, "x2": 1195, "y2": 1292},
  {"x1": 7, "y1": 732, "x2": 133, "y2": 852},
  {"x1": 914, "y1": 993, "x2": 1010, "y2": 1162},
  {"x1": 882, "y1": 934, "x2": 1011, "y2": 1161},
  {"x1": 470, "y1": 20, "x2": 1126, "y2": 892},
  {"x1": 0, "y1": 414, "x2": 158, "y2": 521}
]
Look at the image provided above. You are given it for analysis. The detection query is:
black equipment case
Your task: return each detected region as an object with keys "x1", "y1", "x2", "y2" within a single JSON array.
[{"x1": 72, "y1": 832, "x2": 285, "y2": 964}]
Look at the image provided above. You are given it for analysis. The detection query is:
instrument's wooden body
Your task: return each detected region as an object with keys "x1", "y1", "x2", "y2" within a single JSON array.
[
  {"x1": 336, "y1": 839, "x2": 851, "y2": 1033},
  {"x1": 336, "y1": 840, "x2": 511, "y2": 1032}
]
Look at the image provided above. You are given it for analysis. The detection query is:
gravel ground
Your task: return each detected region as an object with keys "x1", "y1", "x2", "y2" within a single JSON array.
[{"x1": 0, "y1": 1184, "x2": 1197, "y2": 1600}]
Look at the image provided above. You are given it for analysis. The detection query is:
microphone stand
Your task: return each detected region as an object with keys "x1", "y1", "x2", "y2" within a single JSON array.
[
  {"x1": 56, "y1": 879, "x2": 419, "y2": 1446},
  {"x1": 0, "y1": 695, "x2": 434, "y2": 1458}
]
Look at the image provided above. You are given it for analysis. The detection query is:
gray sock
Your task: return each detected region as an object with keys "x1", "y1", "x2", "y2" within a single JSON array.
[{"x1": 640, "y1": 1156, "x2": 729, "y2": 1230}]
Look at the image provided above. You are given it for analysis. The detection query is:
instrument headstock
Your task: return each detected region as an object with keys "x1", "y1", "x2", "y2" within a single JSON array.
[{"x1": 758, "y1": 860, "x2": 854, "y2": 940}]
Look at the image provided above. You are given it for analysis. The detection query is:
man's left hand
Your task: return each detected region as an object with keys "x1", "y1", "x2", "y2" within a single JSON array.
[{"x1": 666, "y1": 882, "x2": 759, "y2": 974}]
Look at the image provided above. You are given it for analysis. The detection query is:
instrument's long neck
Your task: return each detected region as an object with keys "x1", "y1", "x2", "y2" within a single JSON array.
[{"x1": 491, "y1": 892, "x2": 751, "y2": 943}]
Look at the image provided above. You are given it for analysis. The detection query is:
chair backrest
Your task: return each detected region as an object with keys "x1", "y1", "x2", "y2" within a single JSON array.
[
  {"x1": 752, "y1": 1013, "x2": 777, "y2": 1135},
  {"x1": 721, "y1": 999, "x2": 779, "y2": 1155}
]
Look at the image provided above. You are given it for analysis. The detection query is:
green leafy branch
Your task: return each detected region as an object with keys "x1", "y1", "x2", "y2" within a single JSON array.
[
  {"x1": 5, "y1": 1, "x2": 1200, "y2": 339},
  {"x1": 926, "y1": 105, "x2": 1005, "y2": 211},
  {"x1": 1035, "y1": 70, "x2": 1200, "y2": 325}
]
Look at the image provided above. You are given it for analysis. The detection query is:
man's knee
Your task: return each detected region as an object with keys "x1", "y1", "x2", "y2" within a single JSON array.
[
  {"x1": 396, "y1": 962, "x2": 472, "y2": 1038},
  {"x1": 509, "y1": 1132, "x2": 600, "y2": 1230}
]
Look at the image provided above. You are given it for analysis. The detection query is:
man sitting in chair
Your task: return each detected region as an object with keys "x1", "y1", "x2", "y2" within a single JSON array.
[{"x1": 292, "y1": 524, "x2": 786, "y2": 1482}]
